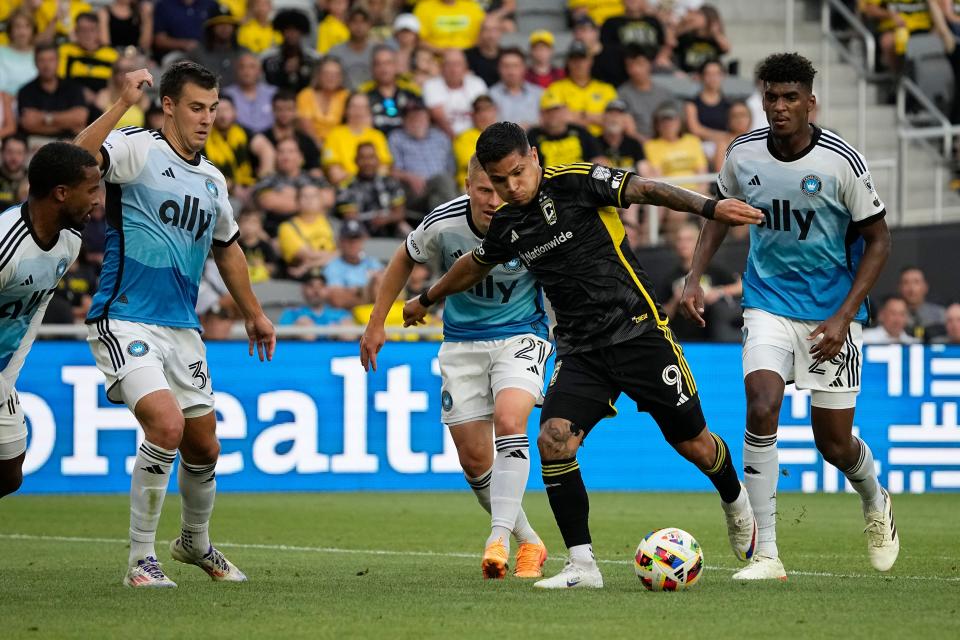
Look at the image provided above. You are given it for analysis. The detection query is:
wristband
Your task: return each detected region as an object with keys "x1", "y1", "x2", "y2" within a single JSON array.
[
  {"x1": 418, "y1": 290, "x2": 435, "y2": 307},
  {"x1": 701, "y1": 199, "x2": 717, "y2": 220}
]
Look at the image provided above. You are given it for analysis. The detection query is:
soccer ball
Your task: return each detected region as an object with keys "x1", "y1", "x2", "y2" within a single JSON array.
[{"x1": 634, "y1": 527, "x2": 704, "y2": 591}]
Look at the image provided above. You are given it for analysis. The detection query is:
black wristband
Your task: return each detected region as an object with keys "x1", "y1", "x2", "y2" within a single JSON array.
[
  {"x1": 701, "y1": 199, "x2": 717, "y2": 220},
  {"x1": 418, "y1": 290, "x2": 435, "y2": 307}
]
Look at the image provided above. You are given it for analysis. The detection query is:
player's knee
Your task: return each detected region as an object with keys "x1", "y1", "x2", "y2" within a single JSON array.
[
  {"x1": 537, "y1": 420, "x2": 576, "y2": 460},
  {"x1": 459, "y1": 452, "x2": 490, "y2": 479},
  {"x1": 184, "y1": 438, "x2": 221, "y2": 465},
  {"x1": 145, "y1": 420, "x2": 185, "y2": 451},
  {"x1": 492, "y1": 410, "x2": 526, "y2": 436},
  {"x1": 746, "y1": 400, "x2": 780, "y2": 434},
  {"x1": 0, "y1": 470, "x2": 23, "y2": 498}
]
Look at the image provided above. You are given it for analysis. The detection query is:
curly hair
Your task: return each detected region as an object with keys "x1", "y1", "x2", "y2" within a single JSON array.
[
  {"x1": 28, "y1": 142, "x2": 98, "y2": 198},
  {"x1": 756, "y1": 53, "x2": 816, "y2": 91}
]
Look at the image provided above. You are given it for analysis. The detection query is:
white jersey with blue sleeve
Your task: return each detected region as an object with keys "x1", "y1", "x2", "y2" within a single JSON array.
[
  {"x1": 87, "y1": 127, "x2": 239, "y2": 330},
  {"x1": 405, "y1": 194, "x2": 549, "y2": 342},
  {"x1": 718, "y1": 125, "x2": 884, "y2": 324},
  {"x1": 0, "y1": 202, "x2": 81, "y2": 400}
]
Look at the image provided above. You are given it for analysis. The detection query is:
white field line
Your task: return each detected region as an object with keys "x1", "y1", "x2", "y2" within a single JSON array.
[{"x1": 1, "y1": 533, "x2": 957, "y2": 583}]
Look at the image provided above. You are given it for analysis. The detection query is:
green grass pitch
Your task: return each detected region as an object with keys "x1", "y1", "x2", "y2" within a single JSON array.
[{"x1": 1, "y1": 492, "x2": 958, "y2": 639}]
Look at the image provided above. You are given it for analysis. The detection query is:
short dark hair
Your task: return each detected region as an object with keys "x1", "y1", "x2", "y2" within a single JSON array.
[
  {"x1": 497, "y1": 46, "x2": 526, "y2": 65},
  {"x1": 899, "y1": 265, "x2": 924, "y2": 276},
  {"x1": 880, "y1": 294, "x2": 907, "y2": 309},
  {"x1": 34, "y1": 42, "x2": 57, "y2": 59},
  {"x1": 623, "y1": 44, "x2": 654, "y2": 61},
  {"x1": 1, "y1": 134, "x2": 27, "y2": 151},
  {"x1": 75, "y1": 11, "x2": 98, "y2": 26},
  {"x1": 472, "y1": 94, "x2": 494, "y2": 110},
  {"x1": 756, "y1": 53, "x2": 816, "y2": 91},
  {"x1": 272, "y1": 89, "x2": 297, "y2": 104},
  {"x1": 28, "y1": 142, "x2": 98, "y2": 198},
  {"x1": 476, "y1": 121, "x2": 529, "y2": 168},
  {"x1": 347, "y1": 6, "x2": 370, "y2": 21},
  {"x1": 698, "y1": 58, "x2": 724, "y2": 75},
  {"x1": 159, "y1": 60, "x2": 219, "y2": 102}
]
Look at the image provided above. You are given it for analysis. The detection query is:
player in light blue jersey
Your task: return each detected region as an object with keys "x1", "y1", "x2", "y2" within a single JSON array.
[
  {"x1": 74, "y1": 63, "x2": 276, "y2": 588},
  {"x1": 360, "y1": 156, "x2": 550, "y2": 580},
  {"x1": 682, "y1": 53, "x2": 899, "y2": 580},
  {"x1": 0, "y1": 143, "x2": 100, "y2": 497}
]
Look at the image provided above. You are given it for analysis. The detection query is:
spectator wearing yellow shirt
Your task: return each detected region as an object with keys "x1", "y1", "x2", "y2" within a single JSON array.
[
  {"x1": 413, "y1": 0, "x2": 485, "y2": 50},
  {"x1": 860, "y1": 0, "x2": 931, "y2": 70},
  {"x1": 237, "y1": 207, "x2": 281, "y2": 283},
  {"x1": 453, "y1": 95, "x2": 497, "y2": 188},
  {"x1": 34, "y1": 0, "x2": 92, "y2": 46},
  {"x1": 94, "y1": 56, "x2": 150, "y2": 129},
  {"x1": 322, "y1": 92, "x2": 393, "y2": 185},
  {"x1": 546, "y1": 41, "x2": 617, "y2": 136},
  {"x1": 58, "y1": 12, "x2": 117, "y2": 96},
  {"x1": 204, "y1": 95, "x2": 276, "y2": 202},
  {"x1": 527, "y1": 90, "x2": 603, "y2": 168},
  {"x1": 296, "y1": 56, "x2": 349, "y2": 145},
  {"x1": 316, "y1": 0, "x2": 349, "y2": 53},
  {"x1": 237, "y1": 0, "x2": 280, "y2": 53},
  {"x1": 277, "y1": 182, "x2": 338, "y2": 279}
]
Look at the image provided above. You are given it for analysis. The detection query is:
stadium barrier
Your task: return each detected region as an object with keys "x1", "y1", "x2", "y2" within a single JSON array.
[{"x1": 15, "y1": 341, "x2": 960, "y2": 494}]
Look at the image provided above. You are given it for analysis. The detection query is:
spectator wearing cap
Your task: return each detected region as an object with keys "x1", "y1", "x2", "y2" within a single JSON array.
[
  {"x1": 278, "y1": 269, "x2": 353, "y2": 336},
  {"x1": 0, "y1": 135, "x2": 28, "y2": 210},
  {"x1": 254, "y1": 137, "x2": 328, "y2": 234},
  {"x1": 642, "y1": 102, "x2": 708, "y2": 193},
  {"x1": 684, "y1": 59, "x2": 731, "y2": 159},
  {"x1": 526, "y1": 30, "x2": 565, "y2": 89},
  {"x1": 464, "y1": 16, "x2": 502, "y2": 87},
  {"x1": 898, "y1": 266, "x2": 948, "y2": 341},
  {"x1": 388, "y1": 98, "x2": 458, "y2": 216},
  {"x1": 17, "y1": 44, "x2": 88, "y2": 143},
  {"x1": 389, "y1": 13, "x2": 421, "y2": 76},
  {"x1": 329, "y1": 6, "x2": 377, "y2": 90},
  {"x1": 223, "y1": 51, "x2": 277, "y2": 133},
  {"x1": 58, "y1": 12, "x2": 118, "y2": 97},
  {"x1": 413, "y1": 0, "x2": 485, "y2": 51},
  {"x1": 863, "y1": 296, "x2": 920, "y2": 344},
  {"x1": 296, "y1": 56, "x2": 349, "y2": 146},
  {"x1": 545, "y1": 41, "x2": 617, "y2": 137},
  {"x1": 263, "y1": 9, "x2": 319, "y2": 92},
  {"x1": 360, "y1": 44, "x2": 422, "y2": 137},
  {"x1": 237, "y1": 206, "x2": 281, "y2": 284},
  {"x1": 152, "y1": 0, "x2": 219, "y2": 62},
  {"x1": 597, "y1": 0, "x2": 674, "y2": 86},
  {"x1": 596, "y1": 99, "x2": 651, "y2": 175},
  {"x1": 423, "y1": 48, "x2": 488, "y2": 138},
  {"x1": 263, "y1": 90, "x2": 323, "y2": 175},
  {"x1": 237, "y1": 0, "x2": 281, "y2": 54},
  {"x1": 675, "y1": 4, "x2": 729, "y2": 74},
  {"x1": 527, "y1": 90, "x2": 603, "y2": 168},
  {"x1": 278, "y1": 182, "x2": 337, "y2": 279},
  {"x1": 323, "y1": 91, "x2": 393, "y2": 186},
  {"x1": 932, "y1": 303, "x2": 960, "y2": 344},
  {"x1": 188, "y1": 5, "x2": 248, "y2": 86},
  {"x1": 316, "y1": 0, "x2": 349, "y2": 54},
  {"x1": 335, "y1": 141, "x2": 408, "y2": 238},
  {"x1": 324, "y1": 220, "x2": 384, "y2": 309},
  {"x1": 489, "y1": 47, "x2": 542, "y2": 129},
  {"x1": 453, "y1": 95, "x2": 497, "y2": 188},
  {"x1": 204, "y1": 94, "x2": 275, "y2": 202},
  {"x1": 618, "y1": 45, "x2": 673, "y2": 141}
]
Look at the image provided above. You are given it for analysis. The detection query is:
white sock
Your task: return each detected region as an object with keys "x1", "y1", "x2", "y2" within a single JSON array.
[
  {"x1": 843, "y1": 436, "x2": 884, "y2": 513},
  {"x1": 569, "y1": 543, "x2": 595, "y2": 566},
  {"x1": 720, "y1": 483, "x2": 749, "y2": 515},
  {"x1": 487, "y1": 435, "x2": 531, "y2": 550},
  {"x1": 178, "y1": 459, "x2": 217, "y2": 555},
  {"x1": 743, "y1": 431, "x2": 779, "y2": 559},
  {"x1": 129, "y1": 441, "x2": 176, "y2": 565},
  {"x1": 511, "y1": 509, "x2": 539, "y2": 545},
  {"x1": 466, "y1": 468, "x2": 492, "y2": 513}
]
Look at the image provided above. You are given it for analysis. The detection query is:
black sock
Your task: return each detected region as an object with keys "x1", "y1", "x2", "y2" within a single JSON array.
[
  {"x1": 542, "y1": 457, "x2": 591, "y2": 548},
  {"x1": 703, "y1": 433, "x2": 742, "y2": 504}
]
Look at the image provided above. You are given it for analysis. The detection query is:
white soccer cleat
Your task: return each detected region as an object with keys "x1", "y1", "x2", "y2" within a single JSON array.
[
  {"x1": 724, "y1": 484, "x2": 758, "y2": 562},
  {"x1": 731, "y1": 555, "x2": 787, "y2": 581},
  {"x1": 863, "y1": 488, "x2": 900, "y2": 572},
  {"x1": 170, "y1": 538, "x2": 248, "y2": 582},
  {"x1": 533, "y1": 559, "x2": 603, "y2": 589},
  {"x1": 123, "y1": 556, "x2": 177, "y2": 588}
]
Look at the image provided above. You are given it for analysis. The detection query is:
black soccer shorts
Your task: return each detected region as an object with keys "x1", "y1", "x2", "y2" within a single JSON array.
[{"x1": 540, "y1": 326, "x2": 706, "y2": 444}]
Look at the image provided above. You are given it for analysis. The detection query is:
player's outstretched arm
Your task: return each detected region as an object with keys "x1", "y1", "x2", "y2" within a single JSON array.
[
  {"x1": 361, "y1": 244, "x2": 417, "y2": 372},
  {"x1": 680, "y1": 219, "x2": 731, "y2": 327},
  {"x1": 402, "y1": 253, "x2": 494, "y2": 327},
  {"x1": 622, "y1": 175, "x2": 764, "y2": 226},
  {"x1": 212, "y1": 242, "x2": 277, "y2": 362},
  {"x1": 74, "y1": 68, "x2": 153, "y2": 165},
  {"x1": 808, "y1": 217, "x2": 891, "y2": 364}
]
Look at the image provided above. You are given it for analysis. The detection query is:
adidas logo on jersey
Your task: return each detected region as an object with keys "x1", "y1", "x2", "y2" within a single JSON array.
[
  {"x1": 748, "y1": 175, "x2": 761, "y2": 186},
  {"x1": 510, "y1": 230, "x2": 519, "y2": 243},
  {"x1": 676, "y1": 392, "x2": 690, "y2": 407},
  {"x1": 158, "y1": 195, "x2": 213, "y2": 241},
  {"x1": 20, "y1": 275, "x2": 33, "y2": 286},
  {"x1": 162, "y1": 167, "x2": 176, "y2": 179}
]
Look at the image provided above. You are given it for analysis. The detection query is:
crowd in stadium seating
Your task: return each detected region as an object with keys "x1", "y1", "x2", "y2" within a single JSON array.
[{"x1": 0, "y1": 0, "x2": 957, "y2": 343}]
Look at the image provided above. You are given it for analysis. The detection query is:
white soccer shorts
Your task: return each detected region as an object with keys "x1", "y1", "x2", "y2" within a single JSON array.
[
  {"x1": 438, "y1": 334, "x2": 552, "y2": 426},
  {"x1": 87, "y1": 319, "x2": 215, "y2": 418},
  {"x1": 742, "y1": 308, "x2": 862, "y2": 409},
  {"x1": 0, "y1": 390, "x2": 26, "y2": 460}
]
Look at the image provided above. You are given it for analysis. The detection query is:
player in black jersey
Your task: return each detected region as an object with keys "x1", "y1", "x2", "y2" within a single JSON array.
[{"x1": 403, "y1": 122, "x2": 764, "y2": 589}]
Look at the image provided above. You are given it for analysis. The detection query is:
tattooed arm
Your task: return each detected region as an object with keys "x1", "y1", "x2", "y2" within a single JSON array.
[{"x1": 622, "y1": 175, "x2": 764, "y2": 225}]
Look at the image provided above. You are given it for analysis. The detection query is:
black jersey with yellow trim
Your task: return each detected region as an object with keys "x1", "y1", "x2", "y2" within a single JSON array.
[{"x1": 473, "y1": 162, "x2": 667, "y2": 355}]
